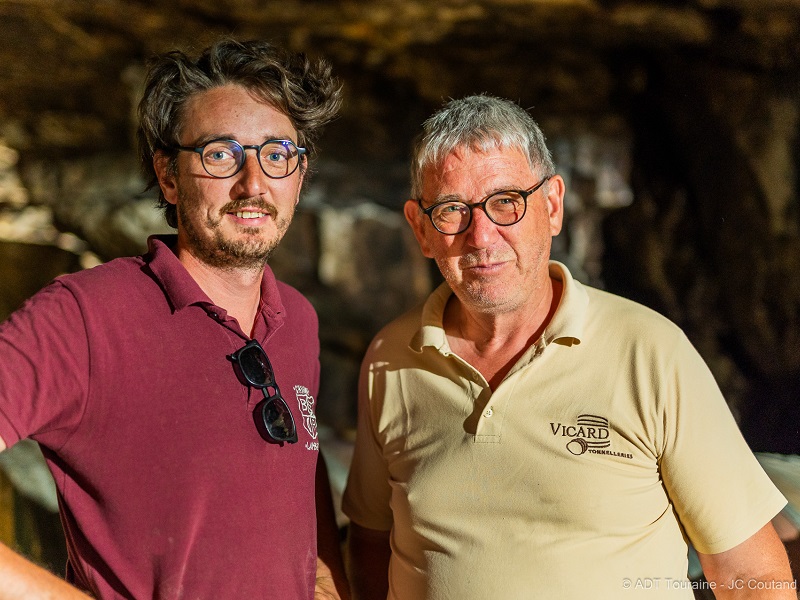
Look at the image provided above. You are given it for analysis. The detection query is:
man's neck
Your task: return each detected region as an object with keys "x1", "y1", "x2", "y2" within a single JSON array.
[
  {"x1": 444, "y1": 276, "x2": 563, "y2": 390},
  {"x1": 178, "y1": 249, "x2": 265, "y2": 338}
]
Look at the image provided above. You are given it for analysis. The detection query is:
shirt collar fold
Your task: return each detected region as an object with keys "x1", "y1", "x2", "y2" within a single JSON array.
[{"x1": 143, "y1": 235, "x2": 286, "y2": 338}]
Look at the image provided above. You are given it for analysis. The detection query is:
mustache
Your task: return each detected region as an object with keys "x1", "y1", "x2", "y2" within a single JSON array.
[
  {"x1": 458, "y1": 249, "x2": 513, "y2": 269},
  {"x1": 219, "y1": 198, "x2": 278, "y2": 219}
]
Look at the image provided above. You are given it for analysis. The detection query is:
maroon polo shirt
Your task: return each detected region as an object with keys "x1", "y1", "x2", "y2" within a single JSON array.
[{"x1": 0, "y1": 236, "x2": 322, "y2": 599}]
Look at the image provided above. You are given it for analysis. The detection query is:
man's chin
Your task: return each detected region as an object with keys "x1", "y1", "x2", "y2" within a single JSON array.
[
  {"x1": 455, "y1": 284, "x2": 522, "y2": 314},
  {"x1": 190, "y1": 235, "x2": 280, "y2": 271},
  {"x1": 219, "y1": 240, "x2": 278, "y2": 268}
]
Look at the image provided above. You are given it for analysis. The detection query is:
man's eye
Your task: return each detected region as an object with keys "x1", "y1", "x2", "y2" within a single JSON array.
[
  {"x1": 203, "y1": 146, "x2": 236, "y2": 162},
  {"x1": 266, "y1": 152, "x2": 287, "y2": 163},
  {"x1": 490, "y1": 194, "x2": 523, "y2": 209}
]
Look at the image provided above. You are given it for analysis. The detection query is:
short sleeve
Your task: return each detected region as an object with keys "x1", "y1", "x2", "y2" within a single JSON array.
[
  {"x1": 342, "y1": 352, "x2": 394, "y2": 532},
  {"x1": 659, "y1": 332, "x2": 786, "y2": 554},
  {"x1": 0, "y1": 280, "x2": 90, "y2": 450}
]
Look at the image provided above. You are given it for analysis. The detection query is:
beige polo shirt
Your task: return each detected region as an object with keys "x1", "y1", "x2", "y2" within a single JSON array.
[{"x1": 343, "y1": 261, "x2": 785, "y2": 600}]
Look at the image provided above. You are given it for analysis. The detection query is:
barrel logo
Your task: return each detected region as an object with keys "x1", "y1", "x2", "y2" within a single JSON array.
[{"x1": 549, "y1": 414, "x2": 631, "y2": 459}]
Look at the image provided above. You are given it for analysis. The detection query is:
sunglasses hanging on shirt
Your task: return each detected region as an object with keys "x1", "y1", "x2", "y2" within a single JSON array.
[{"x1": 228, "y1": 339, "x2": 298, "y2": 444}]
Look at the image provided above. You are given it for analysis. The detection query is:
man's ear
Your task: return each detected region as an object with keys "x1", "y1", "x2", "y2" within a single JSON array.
[
  {"x1": 545, "y1": 174, "x2": 566, "y2": 237},
  {"x1": 154, "y1": 151, "x2": 178, "y2": 205},
  {"x1": 403, "y1": 199, "x2": 435, "y2": 258},
  {"x1": 295, "y1": 156, "x2": 307, "y2": 206}
]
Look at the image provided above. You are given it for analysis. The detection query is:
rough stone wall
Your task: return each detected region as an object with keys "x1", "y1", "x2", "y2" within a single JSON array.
[{"x1": 0, "y1": 0, "x2": 798, "y2": 452}]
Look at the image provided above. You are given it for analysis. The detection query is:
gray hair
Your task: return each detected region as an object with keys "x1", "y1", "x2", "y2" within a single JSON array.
[{"x1": 410, "y1": 94, "x2": 555, "y2": 198}]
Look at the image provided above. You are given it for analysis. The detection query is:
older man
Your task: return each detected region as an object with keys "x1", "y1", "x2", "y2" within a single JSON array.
[
  {"x1": 0, "y1": 39, "x2": 347, "y2": 599},
  {"x1": 343, "y1": 95, "x2": 792, "y2": 599}
]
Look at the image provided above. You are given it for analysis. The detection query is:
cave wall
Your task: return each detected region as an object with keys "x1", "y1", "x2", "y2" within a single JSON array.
[{"x1": 0, "y1": 0, "x2": 798, "y2": 454}]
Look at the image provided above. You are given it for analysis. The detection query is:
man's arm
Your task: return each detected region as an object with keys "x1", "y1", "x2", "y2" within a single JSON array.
[
  {"x1": 698, "y1": 523, "x2": 794, "y2": 599},
  {"x1": 0, "y1": 426, "x2": 90, "y2": 597},
  {"x1": 0, "y1": 542, "x2": 91, "y2": 600},
  {"x1": 346, "y1": 521, "x2": 391, "y2": 600},
  {"x1": 315, "y1": 453, "x2": 350, "y2": 600},
  {"x1": 0, "y1": 432, "x2": 88, "y2": 599}
]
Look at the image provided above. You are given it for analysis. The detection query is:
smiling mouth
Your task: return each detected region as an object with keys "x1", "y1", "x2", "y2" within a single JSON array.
[
  {"x1": 233, "y1": 210, "x2": 269, "y2": 219},
  {"x1": 221, "y1": 198, "x2": 278, "y2": 222}
]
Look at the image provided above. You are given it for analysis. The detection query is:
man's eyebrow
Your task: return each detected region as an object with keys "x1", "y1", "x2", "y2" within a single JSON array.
[
  {"x1": 431, "y1": 185, "x2": 521, "y2": 205},
  {"x1": 182, "y1": 134, "x2": 233, "y2": 147},
  {"x1": 185, "y1": 133, "x2": 299, "y2": 146},
  {"x1": 430, "y1": 193, "x2": 465, "y2": 205}
]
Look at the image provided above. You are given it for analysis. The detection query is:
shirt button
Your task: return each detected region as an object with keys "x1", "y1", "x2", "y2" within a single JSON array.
[{"x1": 484, "y1": 407, "x2": 493, "y2": 418}]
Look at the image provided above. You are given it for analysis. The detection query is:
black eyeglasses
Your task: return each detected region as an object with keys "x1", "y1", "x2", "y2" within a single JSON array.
[
  {"x1": 418, "y1": 176, "x2": 552, "y2": 235},
  {"x1": 175, "y1": 138, "x2": 306, "y2": 179},
  {"x1": 228, "y1": 339, "x2": 298, "y2": 444}
]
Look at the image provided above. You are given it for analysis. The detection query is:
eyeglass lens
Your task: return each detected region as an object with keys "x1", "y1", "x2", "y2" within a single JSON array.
[
  {"x1": 256, "y1": 397, "x2": 297, "y2": 442},
  {"x1": 237, "y1": 345, "x2": 273, "y2": 387},
  {"x1": 431, "y1": 190, "x2": 527, "y2": 234},
  {"x1": 200, "y1": 140, "x2": 301, "y2": 178},
  {"x1": 229, "y1": 341, "x2": 298, "y2": 444}
]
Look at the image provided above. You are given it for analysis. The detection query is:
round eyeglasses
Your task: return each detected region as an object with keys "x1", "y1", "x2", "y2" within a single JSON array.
[
  {"x1": 418, "y1": 176, "x2": 552, "y2": 235},
  {"x1": 175, "y1": 138, "x2": 306, "y2": 179},
  {"x1": 228, "y1": 339, "x2": 298, "y2": 444}
]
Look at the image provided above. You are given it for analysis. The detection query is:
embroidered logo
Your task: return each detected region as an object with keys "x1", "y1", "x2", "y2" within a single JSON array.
[
  {"x1": 550, "y1": 414, "x2": 633, "y2": 459},
  {"x1": 294, "y1": 385, "x2": 318, "y2": 441}
]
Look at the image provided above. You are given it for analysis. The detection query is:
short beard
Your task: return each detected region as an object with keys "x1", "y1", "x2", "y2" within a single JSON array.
[{"x1": 177, "y1": 194, "x2": 294, "y2": 272}]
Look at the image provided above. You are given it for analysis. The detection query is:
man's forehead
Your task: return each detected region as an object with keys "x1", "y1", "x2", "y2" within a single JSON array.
[
  {"x1": 180, "y1": 84, "x2": 296, "y2": 141},
  {"x1": 421, "y1": 144, "x2": 533, "y2": 196}
]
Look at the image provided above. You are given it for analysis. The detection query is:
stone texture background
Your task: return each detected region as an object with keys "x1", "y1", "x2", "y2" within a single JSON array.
[{"x1": 0, "y1": 1, "x2": 799, "y2": 542}]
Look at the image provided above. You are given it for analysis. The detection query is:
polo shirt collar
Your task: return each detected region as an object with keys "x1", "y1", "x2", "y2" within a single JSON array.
[
  {"x1": 146, "y1": 235, "x2": 208, "y2": 312},
  {"x1": 410, "y1": 260, "x2": 589, "y2": 353},
  {"x1": 144, "y1": 235, "x2": 286, "y2": 338},
  {"x1": 410, "y1": 281, "x2": 452, "y2": 353},
  {"x1": 543, "y1": 261, "x2": 588, "y2": 347}
]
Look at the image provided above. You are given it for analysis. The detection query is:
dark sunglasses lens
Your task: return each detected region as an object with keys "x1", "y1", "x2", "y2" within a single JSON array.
[
  {"x1": 238, "y1": 346, "x2": 270, "y2": 387},
  {"x1": 255, "y1": 398, "x2": 298, "y2": 443}
]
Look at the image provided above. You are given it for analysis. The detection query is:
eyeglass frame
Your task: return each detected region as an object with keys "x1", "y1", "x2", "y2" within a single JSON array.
[
  {"x1": 417, "y1": 175, "x2": 552, "y2": 235},
  {"x1": 174, "y1": 138, "x2": 307, "y2": 180},
  {"x1": 228, "y1": 339, "x2": 298, "y2": 444}
]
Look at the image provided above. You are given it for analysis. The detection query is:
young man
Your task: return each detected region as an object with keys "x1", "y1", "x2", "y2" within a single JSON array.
[
  {"x1": 0, "y1": 39, "x2": 347, "y2": 599},
  {"x1": 343, "y1": 95, "x2": 793, "y2": 599}
]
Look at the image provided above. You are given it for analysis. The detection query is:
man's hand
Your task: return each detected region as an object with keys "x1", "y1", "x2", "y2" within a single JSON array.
[{"x1": 315, "y1": 556, "x2": 345, "y2": 600}]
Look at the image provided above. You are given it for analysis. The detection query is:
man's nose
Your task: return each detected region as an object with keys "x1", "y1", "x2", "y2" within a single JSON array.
[
  {"x1": 233, "y1": 151, "x2": 269, "y2": 196},
  {"x1": 464, "y1": 204, "x2": 499, "y2": 248}
]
